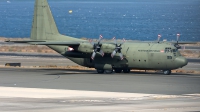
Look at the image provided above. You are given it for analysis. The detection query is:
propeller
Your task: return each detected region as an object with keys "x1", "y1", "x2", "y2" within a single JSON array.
[
  {"x1": 157, "y1": 34, "x2": 161, "y2": 43},
  {"x1": 111, "y1": 37, "x2": 125, "y2": 60},
  {"x1": 90, "y1": 35, "x2": 104, "y2": 60},
  {"x1": 174, "y1": 33, "x2": 181, "y2": 49}
]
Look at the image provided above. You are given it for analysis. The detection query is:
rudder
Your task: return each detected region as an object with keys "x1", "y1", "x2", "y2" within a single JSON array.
[{"x1": 30, "y1": 0, "x2": 59, "y2": 40}]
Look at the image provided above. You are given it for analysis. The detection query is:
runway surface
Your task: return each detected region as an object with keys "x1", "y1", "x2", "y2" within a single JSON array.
[
  {"x1": 0, "y1": 67, "x2": 200, "y2": 112},
  {"x1": 1, "y1": 67, "x2": 200, "y2": 95},
  {"x1": 0, "y1": 52, "x2": 200, "y2": 111}
]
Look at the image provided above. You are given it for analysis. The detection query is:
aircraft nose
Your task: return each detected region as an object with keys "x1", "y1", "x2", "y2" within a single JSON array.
[{"x1": 175, "y1": 57, "x2": 188, "y2": 67}]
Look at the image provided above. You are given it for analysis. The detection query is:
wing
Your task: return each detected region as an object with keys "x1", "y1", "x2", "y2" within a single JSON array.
[
  {"x1": 5, "y1": 40, "x2": 81, "y2": 47},
  {"x1": 170, "y1": 41, "x2": 198, "y2": 44},
  {"x1": 139, "y1": 41, "x2": 198, "y2": 44},
  {"x1": 31, "y1": 41, "x2": 80, "y2": 46},
  {"x1": 5, "y1": 40, "x2": 46, "y2": 43}
]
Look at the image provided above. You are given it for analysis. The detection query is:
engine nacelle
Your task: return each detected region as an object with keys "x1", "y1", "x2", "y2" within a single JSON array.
[
  {"x1": 78, "y1": 43, "x2": 93, "y2": 53},
  {"x1": 101, "y1": 44, "x2": 115, "y2": 53}
]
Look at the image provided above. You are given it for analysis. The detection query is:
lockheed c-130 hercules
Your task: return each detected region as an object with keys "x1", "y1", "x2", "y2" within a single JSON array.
[{"x1": 6, "y1": 0, "x2": 193, "y2": 75}]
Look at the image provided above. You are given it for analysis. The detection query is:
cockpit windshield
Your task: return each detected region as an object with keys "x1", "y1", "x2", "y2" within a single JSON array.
[
  {"x1": 165, "y1": 48, "x2": 181, "y2": 56},
  {"x1": 172, "y1": 49, "x2": 181, "y2": 56},
  {"x1": 172, "y1": 49, "x2": 177, "y2": 52},
  {"x1": 165, "y1": 47, "x2": 172, "y2": 53}
]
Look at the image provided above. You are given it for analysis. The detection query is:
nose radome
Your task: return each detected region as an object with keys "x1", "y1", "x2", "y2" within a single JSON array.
[{"x1": 175, "y1": 57, "x2": 188, "y2": 67}]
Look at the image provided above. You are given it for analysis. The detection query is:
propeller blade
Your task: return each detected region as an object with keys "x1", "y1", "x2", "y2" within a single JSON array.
[
  {"x1": 111, "y1": 50, "x2": 116, "y2": 58},
  {"x1": 177, "y1": 33, "x2": 180, "y2": 44},
  {"x1": 121, "y1": 38, "x2": 126, "y2": 44},
  {"x1": 98, "y1": 35, "x2": 103, "y2": 43},
  {"x1": 91, "y1": 52, "x2": 96, "y2": 60},
  {"x1": 89, "y1": 39, "x2": 94, "y2": 46},
  {"x1": 112, "y1": 37, "x2": 117, "y2": 44},
  {"x1": 99, "y1": 50, "x2": 104, "y2": 57},
  {"x1": 122, "y1": 38, "x2": 126, "y2": 42},
  {"x1": 158, "y1": 34, "x2": 161, "y2": 43},
  {"x1": 119, "y1": 53, "x2": 124, "y2": 60}
]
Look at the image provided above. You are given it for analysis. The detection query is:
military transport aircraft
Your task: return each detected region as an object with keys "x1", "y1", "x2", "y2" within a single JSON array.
[{"x1": 6, "y1": 0, "x2": 192, "y2": 75}]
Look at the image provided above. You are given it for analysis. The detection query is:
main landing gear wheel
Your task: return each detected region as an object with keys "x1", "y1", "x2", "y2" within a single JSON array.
[
  {"x1": 163, "y1": 70, "x2": 171, "y2": 75},
  {"x1": 96, "y1": 69, "x2": 104, "y2": 74},
  {"x1": 105, "y1": 69, "x2": 113, "y2": 74},
  {"x1": 114, "y1": 69, "x2": 122, "y2": 73},
  {"x1": 123, "y1": 69, "x2": 130, "y2": 73}
]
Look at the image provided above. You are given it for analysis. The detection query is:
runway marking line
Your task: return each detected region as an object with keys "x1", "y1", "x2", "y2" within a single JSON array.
[{"x1": 1, "y1": 86, "x2": 199, "y2": 100}]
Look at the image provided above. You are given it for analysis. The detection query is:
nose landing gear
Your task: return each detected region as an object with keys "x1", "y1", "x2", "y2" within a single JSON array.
[{"x1": 163, "y1": 70, "x2": 171, "y2": 75}]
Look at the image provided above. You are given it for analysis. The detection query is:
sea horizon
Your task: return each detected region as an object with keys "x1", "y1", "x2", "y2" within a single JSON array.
[{"x1": 0, "y1": 0, "x2": 200, "y2": 41}]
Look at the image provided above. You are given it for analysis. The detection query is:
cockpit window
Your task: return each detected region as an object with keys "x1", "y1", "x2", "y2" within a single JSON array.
[
  {"x1": 172, "y1": 49, "x2": 177, "y2": 52},
  {"x1": 165, "y1": 47, "x2": 172, "y2": 53}
]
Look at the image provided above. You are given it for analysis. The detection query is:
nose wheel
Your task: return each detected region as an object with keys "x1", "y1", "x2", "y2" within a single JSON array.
[{"x1": 163, "y1": 70, "x2": 171, "y2": 75}]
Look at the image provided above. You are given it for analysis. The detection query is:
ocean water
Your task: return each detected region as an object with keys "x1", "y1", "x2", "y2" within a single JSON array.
[{"x1": 0, "y1": 0, "x2": 200, "y2": 41}]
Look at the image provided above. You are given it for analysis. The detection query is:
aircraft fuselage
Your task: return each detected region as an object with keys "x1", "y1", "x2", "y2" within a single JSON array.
[{"x1": 49, "y1": 42, "x2": 187, "y2": 71}]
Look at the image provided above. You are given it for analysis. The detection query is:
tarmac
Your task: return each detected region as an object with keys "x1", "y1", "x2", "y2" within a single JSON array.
[{"x1": 0, "y1": 53, "x2": 200, "y2": 112}]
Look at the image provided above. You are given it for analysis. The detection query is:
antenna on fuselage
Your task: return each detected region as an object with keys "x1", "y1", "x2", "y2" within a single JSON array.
[{"x1": 157, "y1": 34, "x2": 161, "y2": 43}]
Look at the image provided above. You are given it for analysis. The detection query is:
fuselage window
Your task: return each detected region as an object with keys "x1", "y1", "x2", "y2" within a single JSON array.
[{"x1": 167, "y1": 56, "x2": 172, "y2": 59}]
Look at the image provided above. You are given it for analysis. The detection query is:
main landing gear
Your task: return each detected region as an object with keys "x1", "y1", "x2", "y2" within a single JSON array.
[
  {"x1": 163, "y1": 70, "x2": 171, "y2": 75},
  {"x1": 114, "y1": 69, "x2": 130, "y2": 73},
  {"x1": 96, "y1": 69, "x2": 130, "y2": 74},
  {"x1": 96, "y1": 69, "x2": 113, "y2": 74}
]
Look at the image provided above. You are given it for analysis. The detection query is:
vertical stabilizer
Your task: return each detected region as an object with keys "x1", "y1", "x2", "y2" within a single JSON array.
[{"x1": 31, "y1": 0, "x2": 59, "y2": 40}]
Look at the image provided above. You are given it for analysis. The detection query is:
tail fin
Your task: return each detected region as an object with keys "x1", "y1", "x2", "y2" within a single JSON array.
[{"x1": 31, "y1": 0, "x2": 59, "y2": 40}]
